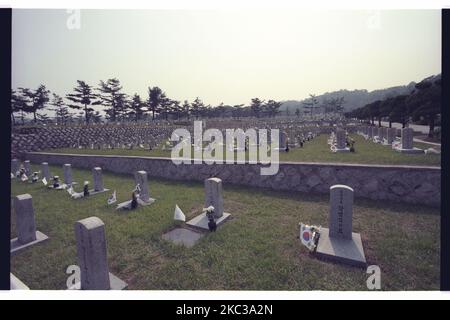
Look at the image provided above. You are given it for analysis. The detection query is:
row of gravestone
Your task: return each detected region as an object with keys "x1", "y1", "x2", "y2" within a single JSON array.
[
  {"x1": 11, "y1": 125, "x2": 181, "y2": 158},
  {"x1": 13, "y1": 162, "x2": 368, "y2": 290},
  {"x1": 356, "y1": 126, "x2": 424, "y2": 154},
  {"x1": 11, "y1": 160, "x2": 243, "y2": 289}
]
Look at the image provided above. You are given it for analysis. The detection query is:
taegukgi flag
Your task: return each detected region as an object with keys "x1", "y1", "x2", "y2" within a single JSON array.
[{"x1": 299, "y1": 223, "x2": 320, "y2": 251}]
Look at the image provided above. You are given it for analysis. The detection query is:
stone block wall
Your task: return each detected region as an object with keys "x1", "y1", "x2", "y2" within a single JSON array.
[{"x1": 25, "y1": 152, "x2": 440, "y2": 207}]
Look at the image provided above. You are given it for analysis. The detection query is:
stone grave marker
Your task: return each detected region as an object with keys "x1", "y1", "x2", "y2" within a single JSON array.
[
  {"x1": 11, "y1": 194, "x2": 49, "y2": 255},
  {"x1": 394, "y1": 128, "x2": 424, "y2": 154},
  {"x1": 116, "y1": 170, "x2": 155, "y2": 209},
  {"x1": 315, "y1": 185, "x2": 367, "y2": 267},
  {"x1": 23, "y1": 160, "x2": 31, "y2": 175},
  {"x1": 11, "y1": 159, "x2": 20, "y2": 175},
  {"x1": 41, "y1": 162, "x2": 51, "y2": 181},
  {"x1": 73, "y1": 217, "x2": 127, "y2": 290},
  {"x1": 88, "y1": 167, "x2": 109, "y2": 196},
  {"x1": 63, "y1": 164, "x2": 76, "y2": 185},
  {"x1": 333, "y1": 130, "x2": 350, "y2": 152},
  {"x1": 186, "y1": 177, "x2": 231, "y2": 230}
]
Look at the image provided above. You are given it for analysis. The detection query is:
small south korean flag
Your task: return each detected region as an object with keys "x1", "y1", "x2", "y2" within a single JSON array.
[
  {"x1": 42, "y1": 177, "x2": 48, "y2": 186},
  {"x1": 174, "y1": 204, "x2": 186, "y2": 222},
  {"x1": 299, "y1": 223, "x2": 316, "y2": 251},
  {"x1": 107, "y1": 190, "x2": 117, "y2": 205}
]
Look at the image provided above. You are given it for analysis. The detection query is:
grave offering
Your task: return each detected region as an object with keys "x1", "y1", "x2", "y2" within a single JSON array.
[
  {"x1": 107, "y1": 190, "x2": 117, "y2": 205},
  {"x1": 19, "y1": 169, "x2": 28, "y2": 182},
  {"x1": 83, "y1": 181, "x2": 90, "y2": 197},
  {"x1": 11, "y1": 194, "x2": 49, "y2": 255},
  {"x1": 314, "y1": 185, "x2": 367, "y2": 268},
  {"x1": 186, "y1": 178, "x2": 231, "y2": 230},
  {"x1": 73, "y1": 217, "x2": 127, "y2": 290},
  {"x1": 174, "y1": 205, "x2": 186, "y2": 222},
  {"x1": 394, "y1": 128, "x2": 424, "y2": 154},
  {"x1": 31, "y1": 172, "x2": 39, "y2": 183},
  {"x1": 299, "y1": 223, "x2": 321, "y2": 251}
]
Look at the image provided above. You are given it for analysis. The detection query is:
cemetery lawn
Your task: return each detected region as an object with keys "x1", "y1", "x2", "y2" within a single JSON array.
[
  {"x1": 11, "y1": 165, "x2": 440, "y2": 290},
  {"x1": 43, "y1": 134, "x2": 440, "y2": 167}
]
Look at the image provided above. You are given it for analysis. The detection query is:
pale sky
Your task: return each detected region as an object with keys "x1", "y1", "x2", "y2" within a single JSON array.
[{"x1": 12, "y1": 9, "x2": 441, "y2": 107}]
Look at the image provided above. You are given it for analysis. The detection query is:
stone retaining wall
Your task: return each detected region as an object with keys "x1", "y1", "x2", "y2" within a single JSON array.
[
  {"x1": 11, "y1": 125, "x2": 178, "y2": 159},
  {"x1": 25, "y1": 152, "x2": 441, "y2": 207}
]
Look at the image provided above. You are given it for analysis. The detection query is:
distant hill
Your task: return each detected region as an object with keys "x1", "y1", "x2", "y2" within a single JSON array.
[{"x1": 280, "y1": 80, "x2": 422, "y2": 114}]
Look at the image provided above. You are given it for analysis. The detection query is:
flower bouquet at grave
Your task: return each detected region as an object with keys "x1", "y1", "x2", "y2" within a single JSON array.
[
  {"x1": 349, "y1": 139, "x2": 356, "y2": 152},
  {"x1": 203, "y1": 206, "x2": 217, "y2": 232}
]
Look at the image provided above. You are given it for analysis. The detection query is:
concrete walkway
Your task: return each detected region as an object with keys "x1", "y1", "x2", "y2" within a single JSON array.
[{"x1": 413, "y1": 138, "x2": 441, "y2": 147}]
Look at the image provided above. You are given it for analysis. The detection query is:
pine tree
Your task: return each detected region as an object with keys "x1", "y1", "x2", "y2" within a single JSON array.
[
  {"x1": 18, "y1": 85, "x2": 50, "y2": 123},
  {"x1": 66, "y1": 80, "x2": 97, "y2": 124},
  {"x1": 148, "y1": 86, "x2": 164, "y2": 120},
  {"x1": 96, "y1": 78, "x2": 126, "y2": 123},
  {"x1": 50, "y1": 93, "x2": 72, "y2": 126}
]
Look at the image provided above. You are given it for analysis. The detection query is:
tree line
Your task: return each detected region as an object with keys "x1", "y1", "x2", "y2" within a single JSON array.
[
  {"x1": 345, "y1": 75, "x2": 441, "y2": 138},
  {"x1": 11, "y1": 78, "x2": 285, "y2": 126}
]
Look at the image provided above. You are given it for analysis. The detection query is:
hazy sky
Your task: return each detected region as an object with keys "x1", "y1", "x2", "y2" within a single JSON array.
[{"x1": 12, "y1": 9, "x2": 441, "y2": 107}]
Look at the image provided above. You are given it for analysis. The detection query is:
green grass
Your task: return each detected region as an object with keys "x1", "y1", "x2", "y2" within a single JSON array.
[
  {"x1": 43, "y1": 135, "x2": 440, "y2": 167},
  {"x1": 11, "y1": 164, "x2": 440, "y2": 290}
]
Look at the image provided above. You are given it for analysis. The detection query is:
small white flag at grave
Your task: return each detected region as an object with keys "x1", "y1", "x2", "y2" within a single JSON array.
[
  {"x1": 67, "y1": 186, "x2": 75, "y2": 196},
  {"x1": 10, "y1": 173, "x2": 14, "y2": 179},
  {"x1": 42, "y1": 177, "x2": 48, "y2": 186},
  {"x1": 72, "y1": 191, "x2": 84, "y2": 199},
  {"x1": 107, "y1": 190, "x2": 117, "y2": 205},
  {"x1": 299, "y1": 223, "x2": 320, "y2": 252},
  {"x1": 133, "y1": 183, "x2": 141, "y2": 194},
  {"x1": 174, "y1": 204, "x2": 186, "y2": 222}
]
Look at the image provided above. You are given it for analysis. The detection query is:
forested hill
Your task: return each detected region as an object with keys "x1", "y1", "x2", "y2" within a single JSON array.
[{"x1": 280, "y1": 80, "x2": 421, "y2": 113}]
